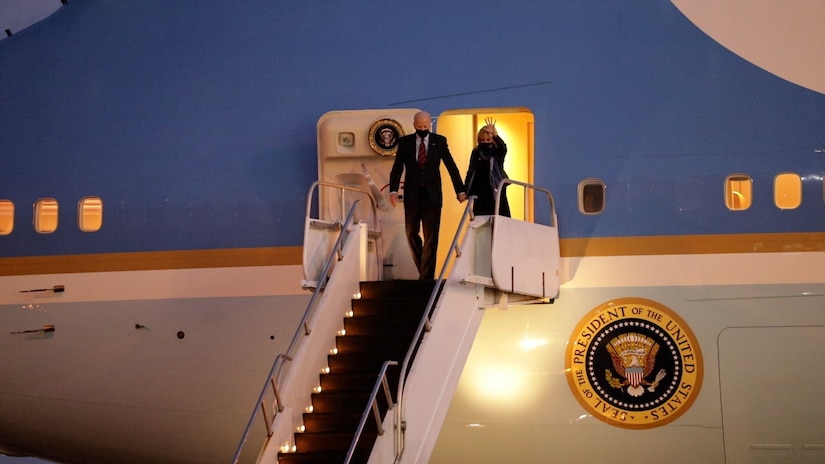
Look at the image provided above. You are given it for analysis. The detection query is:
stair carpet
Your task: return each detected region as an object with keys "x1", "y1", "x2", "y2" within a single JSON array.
[{"x1": 277, "y1": 279, "x2": 437, "y2": 464}]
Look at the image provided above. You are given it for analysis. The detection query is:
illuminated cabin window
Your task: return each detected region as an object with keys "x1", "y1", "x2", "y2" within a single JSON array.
[
  {"x1": 78, "y1": 196, "x2": 103, "y2": 232},
  {"x1": 774, "y1": 172, "x2": 802, "y2": 210},
  {"x1": 34, "y1": 198, "x2": 58, "y2": 234},
  {"x1": 725, "y1": 174, "x2": 752, "y2": 211},
  {"x1": 0, "y1": 200, "x2": 13, "y2": 235},
  {"x1": 579, "y1": 178, "x2": 605, "y2": 214}
]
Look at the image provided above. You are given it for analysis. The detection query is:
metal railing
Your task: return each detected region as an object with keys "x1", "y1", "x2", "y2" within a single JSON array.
[
  {"x1": 495, "y1": 178, "x2": 557, "y2": 227},
  {"x1": 304, "y1": 180, "x2": 381, "y2": 233},
  {"x1": 305, "y1": 180, "x2": 384, "y2": 281},
  {"x1": 344, "y1": 360, "x2": 399, "y2": 464},
  {"x1": 231, "y1": 198, "x2": 365, "y2": 464},
  {"x1": 392, "y1": 196, "x2": 477, "y2": 462}
]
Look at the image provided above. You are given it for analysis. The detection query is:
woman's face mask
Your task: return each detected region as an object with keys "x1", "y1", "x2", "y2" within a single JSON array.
[{"x1": 477, "y1": 132, "x2": 494, "y2": 150}]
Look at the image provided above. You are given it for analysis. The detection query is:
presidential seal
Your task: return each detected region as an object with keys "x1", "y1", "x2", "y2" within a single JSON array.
[
  {"x1": 368, "y1": 118, "x2": 403, "y2": 156},
  {"x1": 565, "y1": 297, "x2": 702, "y2": 429}
]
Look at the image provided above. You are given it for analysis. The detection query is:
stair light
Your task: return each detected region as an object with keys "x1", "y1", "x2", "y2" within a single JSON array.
[
  {"x1": 313, "y1": 385, "x2": 322, "y2": 393},
  {"x1": 279, "y1": 443, "x2": 291, "y2": 453},
  {"x1": 291, "y1": 445, "x2": 297, "y2": 452},
  {"x1": 297, "y1": 425, "x2": 305, "y2": 433},
  {"x1": 338, "y1": 328, "x2": 347, "y2": 336},
  {"x1": 353, "y1": 292, "x2": 362, "y2": 299},
  {"x1": 330, "y1": 347, "x2": 338, "y2": 355},
  {"x1": 321, "y1": 366, "x2": 330, "y2": 374},
  {"x1": 305, "y1": 405, "x2": 314, "y2": 413},
  {"x1": 346, "y1": 310, "x2": 354, "y2": 317}
]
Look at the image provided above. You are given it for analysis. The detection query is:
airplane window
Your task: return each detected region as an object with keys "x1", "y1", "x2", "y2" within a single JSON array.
[
  {"x1": 774, "y1": 172, "x2": 802, "y2": 210},
  {"x1": 78, "y1": 196, "x2": 103, "y2": 232},
  {"x1": 34, "y1": 198, "x2": 58, "y2": 233},
  {"x1": 579, "y1": 179, "x2": 605, "y2": 214},
  {"x1": 0, "y1": 199, "x2": 13, "y2": 235},
  {"x1": 725, "y1": 174, "x2": 752, "y2": 211}
]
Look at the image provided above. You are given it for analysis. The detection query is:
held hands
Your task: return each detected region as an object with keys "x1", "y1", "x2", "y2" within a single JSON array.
[{"x1": 391, "y1": 191, "x2": 465, "y2": 204}]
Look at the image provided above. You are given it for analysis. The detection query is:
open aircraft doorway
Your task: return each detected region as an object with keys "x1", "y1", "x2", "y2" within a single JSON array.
[{"x1": 436, "y1": 108, "x2": 535, "y2": 276}]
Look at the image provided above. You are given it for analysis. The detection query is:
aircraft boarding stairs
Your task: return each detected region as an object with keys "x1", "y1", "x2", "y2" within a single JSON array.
[{"x1": 231, "y1": 180, "x2": 560, "y2": 464}]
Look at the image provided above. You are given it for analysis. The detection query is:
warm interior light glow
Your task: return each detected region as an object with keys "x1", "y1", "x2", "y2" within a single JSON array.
[
  {"x1": 78, "y1": 196, "x2": 103, "y2": 232},
  {"x1": 0, "y1": 200, "x2": 13, "y2": 235},
  {"x1": 34, "y1": 198, "x2": 58, "y2": 234},
  {"x1": 775, "y1": 172, "x2": 802, "y2": 209}
]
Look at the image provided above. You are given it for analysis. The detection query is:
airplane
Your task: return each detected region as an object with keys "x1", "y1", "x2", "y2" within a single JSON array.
[{"x1": 1, "y1": 1, "x2": 824, "y2": 463}]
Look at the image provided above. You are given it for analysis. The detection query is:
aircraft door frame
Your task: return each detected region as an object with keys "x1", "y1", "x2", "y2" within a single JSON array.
[{"x1": 436, "y1": 108, "x2": 535, "y2": 274}]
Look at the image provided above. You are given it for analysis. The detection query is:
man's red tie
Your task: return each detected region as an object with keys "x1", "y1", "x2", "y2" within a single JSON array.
[{"x1": 418, "y1": 137, "x2": 427, "y2": 170}]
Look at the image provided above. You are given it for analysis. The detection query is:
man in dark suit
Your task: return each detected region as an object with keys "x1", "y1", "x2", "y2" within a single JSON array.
[{"x1": 389, "y1": 111, "x2": 466, "y2": 280}]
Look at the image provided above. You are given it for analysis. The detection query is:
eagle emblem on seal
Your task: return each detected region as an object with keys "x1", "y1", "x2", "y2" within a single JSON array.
[{"x1": 604, "y1": 332, "x2": 667, "y2": 397}]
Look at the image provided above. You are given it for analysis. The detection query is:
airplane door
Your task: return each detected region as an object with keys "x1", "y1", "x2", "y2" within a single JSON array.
[
  {"x1": 436, "y1": 108, "x2": 535, "y2": 275},
  {"x1": 316, "y1": 109, "x2": 421, "y2": 280}
]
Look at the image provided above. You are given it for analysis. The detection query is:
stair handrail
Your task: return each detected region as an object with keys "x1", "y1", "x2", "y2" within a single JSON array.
[
  {"x1": 304, "y1": 180, "x2": 382, "y2": 234},
  {"x1": 393, "y1": 196, "x2": 477, "y2": 462},
  {"x1": 344, "y1": 360, "x2": 399, "y2": 464},
  {"x1": 304, "y1": 180, "x2": 384, "y2": 282},
  {"x1": 494, "y1": 178, "x2": 557, "y2": 227},
  {"x1": 231, "y1": 198, "x2": 366, "y2": 464}
]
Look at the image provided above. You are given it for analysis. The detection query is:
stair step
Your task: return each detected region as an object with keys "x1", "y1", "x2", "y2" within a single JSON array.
[
  {"x1": 277, "y1": 448, "x2": 372, "y2": 464},
  {"x1": 327, "y1": 352, "x2": 402, "y2": 373},
  {"x1": 335, "y1": 333, "x2": 412, "y2": 353},
  {"x1": 320, "y1": 370, "x2": 400, "y2": 393},
  {"x1": 293, "y1": 430, "x2": 378, "y2": 452},
  {"x1": 343, "y1": 315, "x2": 421, "y2": 337},
  {"x1": 302, "y1": 412, "x2": 381, "y2": 433},
  {"x1": 358, "y1": 279, "x2": 438, "y2": 300},
  {"x1": 311, "y1": 390, "x2": 390, "y2": 414},
  {"x1": 349, "y1": 298, "x2": 429, "y2": 317}
]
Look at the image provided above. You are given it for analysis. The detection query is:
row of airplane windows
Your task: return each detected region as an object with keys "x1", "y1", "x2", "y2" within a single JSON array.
[
  {"x1": 0, "y1": 173, "x2": 815, "y2": 235},
  {"x1": 0, "y1": 197, "x2": 103, "y2": 235},
  {"x1": 579, "y1": 173, "x2": 813, "y2": 214}
]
